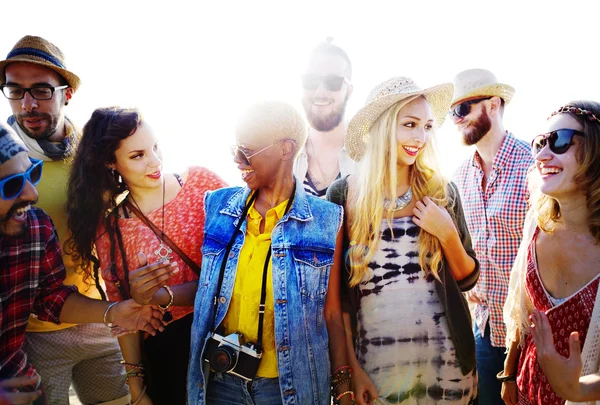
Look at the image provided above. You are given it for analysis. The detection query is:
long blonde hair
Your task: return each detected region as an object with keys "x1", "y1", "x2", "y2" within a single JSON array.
[
  {"x1": 347, "y1": 96, "x2": 450, "y2": 286},
  {"x1": 535, "y1": 100, "x2": 600, "y2": 243}
]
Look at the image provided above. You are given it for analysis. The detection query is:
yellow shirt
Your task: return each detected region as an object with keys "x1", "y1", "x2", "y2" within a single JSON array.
[
  {"x1": 26, "y1": 159, "x2": 101, "y2": 332},
  {"x1": 222, "y1": 198, "x2": 288, "y2": 378}
]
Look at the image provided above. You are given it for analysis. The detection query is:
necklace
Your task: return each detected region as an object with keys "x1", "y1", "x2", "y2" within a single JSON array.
[
  {"x1": 308, "y1": 137, "x2": 339, "y2": 189},
  {"x1": 128, "y1": 178, "x2": 172, "y2": 262},
  {"x1": 127, "y1": 178, "x2": 174, "y2": 323},
  {"x1": 383, "y1": 186, "x2": 413, "y2": 212}
]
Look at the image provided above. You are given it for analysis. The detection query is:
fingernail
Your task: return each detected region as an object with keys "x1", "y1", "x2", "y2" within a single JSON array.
[{"x1": 172, "y1": 266, "x2": 180, "y2": 274}]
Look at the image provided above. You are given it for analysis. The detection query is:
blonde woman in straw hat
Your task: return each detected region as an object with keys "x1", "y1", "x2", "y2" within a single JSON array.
[{"x1": 327, "y1": 77, "x2": 479, "y2": 405}]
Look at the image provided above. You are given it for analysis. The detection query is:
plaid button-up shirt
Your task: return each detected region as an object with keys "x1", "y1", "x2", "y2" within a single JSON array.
[
  {"x1": 0, "y1": 208, "x2": 77, "y2": 379},
  {"x1": 453, "y1": 132, "x2": 533, "y2": 347}
]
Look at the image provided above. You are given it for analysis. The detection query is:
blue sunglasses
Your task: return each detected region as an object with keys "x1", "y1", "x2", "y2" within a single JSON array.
[{"x1": 0, "y1": 158, "x2": 43, "y2": 200}]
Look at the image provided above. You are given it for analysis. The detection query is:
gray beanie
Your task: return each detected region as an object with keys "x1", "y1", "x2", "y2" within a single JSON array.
[{"x1": 0, "y1": 123, "x2": 27, "y2": 164}]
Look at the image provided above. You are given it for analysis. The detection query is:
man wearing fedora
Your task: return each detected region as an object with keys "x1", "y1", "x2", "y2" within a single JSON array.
[
  {"x1": 0, "y1": 36, "x2": 129, "y2": 405},
  {"x1": 451, "y1": 68, "x2": 533, "y2": 405},
  {"x1": 295, "y1": 38, "x2": 357, "y2": 198}
]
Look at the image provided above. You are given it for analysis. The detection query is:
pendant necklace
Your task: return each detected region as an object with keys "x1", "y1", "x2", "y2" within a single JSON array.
[
  {"x1": 383, "y1": 186, "x2": 413, "y2": 212},
  {"x1": 128, "y1": 178, "x2": 173, "y2": 322}
]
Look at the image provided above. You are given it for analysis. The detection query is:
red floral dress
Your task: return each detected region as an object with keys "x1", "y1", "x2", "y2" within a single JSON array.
[
  {"x1": 517, "y1": 228, "x2": 599, "y2": 405},
  {"x1": 97, "y1": 167, "x2": 226, "y2": 323}
]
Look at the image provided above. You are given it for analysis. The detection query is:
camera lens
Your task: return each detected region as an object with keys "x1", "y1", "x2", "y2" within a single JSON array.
[{"x1": 209, "y1": 346, "x2": 238, "y2": 373}]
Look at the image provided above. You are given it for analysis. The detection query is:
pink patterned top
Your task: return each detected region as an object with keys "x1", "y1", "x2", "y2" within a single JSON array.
[
  {"x1": 97, "y1": 167, "x2": 226, "y2": 322},
  {"x1": 517, "y1": 227, "x2": 599, "y2": 405}
]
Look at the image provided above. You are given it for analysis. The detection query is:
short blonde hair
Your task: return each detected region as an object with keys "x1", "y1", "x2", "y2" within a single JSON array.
[{"x1": 235, "y1": 101, "x2": 307, "y2": 158}]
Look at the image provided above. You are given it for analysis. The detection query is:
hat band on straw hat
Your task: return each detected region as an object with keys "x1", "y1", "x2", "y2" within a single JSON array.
[{"x1": 7, "y1": 47, "x2": 66, "y2": 69}]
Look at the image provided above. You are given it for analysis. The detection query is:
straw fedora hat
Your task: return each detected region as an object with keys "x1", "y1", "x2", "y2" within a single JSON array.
[
  {"x1": 451, "y1": 68, "x2": 514, "y2": 107},
  {"x1": 346, "y1": 76, "x2": 453, "y2": 161},
  {"x1": 0, "y1": 35, "x2": 80, "y2": 91}
]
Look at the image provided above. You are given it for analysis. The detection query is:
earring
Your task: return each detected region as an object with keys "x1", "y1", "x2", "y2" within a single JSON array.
[{"x1": 111, "y1": 169, "x2": 123, "y2": 185}]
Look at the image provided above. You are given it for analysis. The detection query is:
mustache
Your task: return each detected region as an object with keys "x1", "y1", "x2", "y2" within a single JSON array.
[
  {"x1": 2, "y1": 200, "x2": 37, "y2": 222},
  {"x1": 19, "y1": 112, "x2": 50, "y2": 120}
]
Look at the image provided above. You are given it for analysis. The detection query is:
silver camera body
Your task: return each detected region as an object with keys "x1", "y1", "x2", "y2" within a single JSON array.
[{"x1": 203, "y1": 332, "x2": 262, "y2": 381}]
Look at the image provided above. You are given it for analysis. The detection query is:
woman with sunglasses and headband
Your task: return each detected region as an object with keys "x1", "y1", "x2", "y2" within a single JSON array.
[
  {"x1": 327, "y1": 77, "x2": 479, "y2": 405},
  {"x1": 187, "y1": 101, "x2": 352, "y2": 405},
  {"x1": 502, "y1": 101, "x2": 600, "y2": 405},
  {"x1": 65, "y1": 107, "x2": 226, "y2": 405}
]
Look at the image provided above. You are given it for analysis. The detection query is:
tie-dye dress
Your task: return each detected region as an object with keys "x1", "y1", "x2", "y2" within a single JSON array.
[{"x1": 356, "y1": 216, "x2": 477, "y2": 405}]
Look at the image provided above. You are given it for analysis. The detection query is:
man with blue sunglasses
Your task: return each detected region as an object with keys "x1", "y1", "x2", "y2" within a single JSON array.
[
  {"x1": 0, "y1": 36, "x2": 130, "y2": 405},
  {"x1": 0, "y1": 124, "x2": 166, "y2": 405},
  {"x1": 450, "y1": 69, "x2": 533, "y2": 405}
]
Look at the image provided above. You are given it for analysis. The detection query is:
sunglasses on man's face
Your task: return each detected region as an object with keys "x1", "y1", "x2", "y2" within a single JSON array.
[
  {"x1": 0, "y1": 158, "x2": 43, "y2": 200},
  {"x1": 531, "y1": 128, "x2": 584, "y2": 156},
  {"x1": 450, "y1": 97, "x2": 492, "y2": 119},
  {"x1": 230, "y1": 143, "x2": 274, "y2": 166},
  {"x1": 301, "y1": 74, "x2": 349, "y2": 92}
]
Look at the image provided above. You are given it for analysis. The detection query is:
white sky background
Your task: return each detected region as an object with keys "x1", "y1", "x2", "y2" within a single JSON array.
[{"x1": 2, "y1": 0, "x2": 599, "y2": 186}]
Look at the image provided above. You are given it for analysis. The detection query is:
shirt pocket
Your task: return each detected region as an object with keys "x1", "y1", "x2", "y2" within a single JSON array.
[{"x1": 292, "y1": 250, "x2": 333, "y2": 299}]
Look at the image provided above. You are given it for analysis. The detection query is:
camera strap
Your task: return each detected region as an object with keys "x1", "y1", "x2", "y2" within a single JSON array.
[
  {"x1": 211, "y1": 189, "x2": 259, "y2": 332},
  {"x1": 210, "y1": 186, "x2": 296, "y2": 354}
]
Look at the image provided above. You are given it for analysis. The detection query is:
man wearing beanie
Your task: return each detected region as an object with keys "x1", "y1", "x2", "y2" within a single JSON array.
[{"x1": 0, "y1": 36, "x2": 129, "y2": 405}]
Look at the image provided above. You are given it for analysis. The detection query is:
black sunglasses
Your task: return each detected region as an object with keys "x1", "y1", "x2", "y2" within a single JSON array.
[
  {"x1": 531, "y1": 128, "x2": 584, "y2": 156},
  {"x1": 0, "y1": 158, "x2": 43, "y2": 200},
  {"x1": 301, "y1": 74, "x2": 349, "y2": 91},
  {"x1": 450, "y1": 97, "x2": 492, "y2": 119}
]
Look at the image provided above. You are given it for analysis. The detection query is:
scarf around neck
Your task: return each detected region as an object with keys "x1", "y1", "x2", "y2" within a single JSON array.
[{"x1": 7, "y1": 115, "x2": 78, "y2": 161}]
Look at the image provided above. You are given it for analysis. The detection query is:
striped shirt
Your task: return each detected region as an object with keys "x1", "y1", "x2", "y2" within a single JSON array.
[{"x1": 453, "y1": 132, "x2": 533, "y2": 347}]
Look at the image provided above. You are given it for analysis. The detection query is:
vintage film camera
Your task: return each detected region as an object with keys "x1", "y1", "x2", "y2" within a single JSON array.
[{"x1": 203, "y1": 332, "x2": 262, "y2": 381}]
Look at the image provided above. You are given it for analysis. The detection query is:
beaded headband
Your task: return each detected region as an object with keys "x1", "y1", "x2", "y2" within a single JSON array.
[{"x1": 549, "y1": 105, "x2": 600, "y2": 124}]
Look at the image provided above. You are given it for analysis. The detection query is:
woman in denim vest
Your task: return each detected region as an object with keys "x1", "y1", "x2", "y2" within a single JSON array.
[{"x1": 187, "y1": 101, "x2": 353, "y2": 405}]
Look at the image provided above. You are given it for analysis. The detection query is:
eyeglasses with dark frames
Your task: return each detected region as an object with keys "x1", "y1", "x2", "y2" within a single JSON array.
[
  {"x1": 531, "y1": 128, "x2": 584, "y2": 156},
  {"x1": 301, "y1": 74, "x2": 350, "y2": 92},
  {"x1": 450, "y1": 97, "x2": 492, "y2": 119},
  {"x1": 1, "y1": 84, "x2": 69, "y2": 100}
]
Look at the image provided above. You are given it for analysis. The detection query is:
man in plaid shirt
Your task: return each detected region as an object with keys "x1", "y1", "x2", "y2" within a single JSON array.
[
  {"x1": 0, "y1": 124, "x2": 164, "y2": 404},
  {"x1": 450, "y1": 69, "x2": 533, "y2": 405}
]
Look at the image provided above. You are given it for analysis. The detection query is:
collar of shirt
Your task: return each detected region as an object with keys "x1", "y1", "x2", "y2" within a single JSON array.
[
  {"x1": 471, "y1": 131, "x2": 519, "y2": 173},
  {"x1": 246, "y1": 198, "x2": 289, "y2": 237}
]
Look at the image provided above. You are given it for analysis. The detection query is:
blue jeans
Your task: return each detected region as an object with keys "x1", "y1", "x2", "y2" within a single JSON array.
[
  {"x1": 206, "y1": 372, "x2": 282, "y2": 405},
  {"x1": 475, "y1": 323, "x2": 506, "y2": 405}
]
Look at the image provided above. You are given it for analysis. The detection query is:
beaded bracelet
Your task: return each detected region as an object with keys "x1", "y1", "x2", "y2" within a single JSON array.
[
  {"x1": 336, "y1": 390, "x2": 355, "y2": 402},
  {"x1": 333, "y1": 365, "x2": 351, "y2": 375},
  {"x1": 120, "y1": 361, "x2": 145, "y2": 370}
]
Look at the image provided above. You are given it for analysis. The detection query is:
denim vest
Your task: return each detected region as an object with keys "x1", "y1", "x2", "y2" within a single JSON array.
[{"x1": 187, "y1": 181, "x2": 343, "y2": 405}]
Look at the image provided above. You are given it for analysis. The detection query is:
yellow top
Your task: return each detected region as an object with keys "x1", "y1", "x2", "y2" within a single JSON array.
[
  {"x1": 222, "y1": 198, "x2": 288, "y2": 378},
  {"x1": 26, "y1": 159, "x2": 100, "y2": 332}
]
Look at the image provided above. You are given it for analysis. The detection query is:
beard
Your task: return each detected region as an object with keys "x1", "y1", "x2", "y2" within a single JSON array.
[
  {"x1": 303, "y1": 94, "x2": 348, "y2": 132},
  {"x1": 16, "y1": 111, "x2": 61, "y2": 140},
  {"x1": 462, "y1": 106, "x2": 492, "y2": 146},
  {"x1": 0, "y1": 200, "x2": 36, "y2": 238}
]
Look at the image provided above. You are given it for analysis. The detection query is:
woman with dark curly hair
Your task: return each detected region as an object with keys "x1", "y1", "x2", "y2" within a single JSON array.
[
  {"x1": 65, "y1": 107, "x2": 226, "y2": 405},
  {"x1": 502, "y1": 101, "x2": 600, "y2": 405}
]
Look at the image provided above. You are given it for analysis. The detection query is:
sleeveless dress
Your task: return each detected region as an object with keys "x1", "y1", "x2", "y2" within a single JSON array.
[
  {"x1": 356, "y1": 216, "x2": 477, "y2": 405},
  {"x1": 517, "y1": 228, "x2": 599, "y2": 405}
]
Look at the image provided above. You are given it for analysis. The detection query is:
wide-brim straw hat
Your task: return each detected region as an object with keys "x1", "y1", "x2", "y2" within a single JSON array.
[
  {"x1": 0, "y1": 35, "x2": 80, "y2": 91},
  {"x1": 346, "y1": 76, "x2": 453, "y2": 161},
  {"x1": 451, "y1": 68, "x2": 514, "y2": 107}
]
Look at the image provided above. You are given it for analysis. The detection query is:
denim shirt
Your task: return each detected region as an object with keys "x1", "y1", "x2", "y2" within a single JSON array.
[{"x1": 187, "y1": 181, "x2": 343, "y2": 405}]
